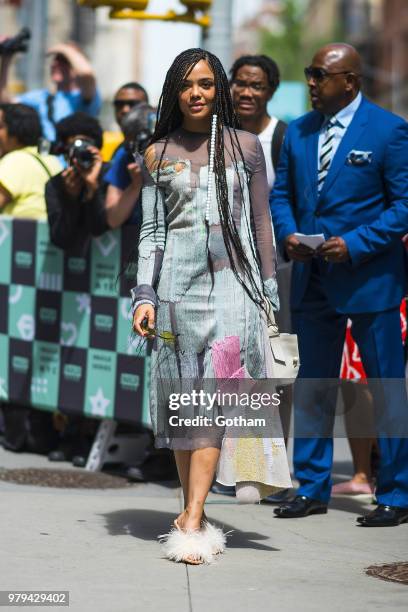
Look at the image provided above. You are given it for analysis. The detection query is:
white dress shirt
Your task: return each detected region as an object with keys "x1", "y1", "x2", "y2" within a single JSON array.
[{"x1": 317, "y1": 91, "x2": 362, "y2": 169}]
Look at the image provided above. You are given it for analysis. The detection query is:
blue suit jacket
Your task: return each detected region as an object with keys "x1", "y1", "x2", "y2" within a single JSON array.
[{"x1": 270, "y1": 96, "x2": 408, "y2": 313}]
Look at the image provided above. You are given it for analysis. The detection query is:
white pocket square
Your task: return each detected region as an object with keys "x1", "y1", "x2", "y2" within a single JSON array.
[{"x1": 346, "y1": 150, "x2": 372, "y2": 165}]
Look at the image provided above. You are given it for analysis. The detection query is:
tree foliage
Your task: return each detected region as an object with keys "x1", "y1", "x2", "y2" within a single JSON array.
[{"x1": 260, "y1": 0, "x2": 343, "y2": 81}]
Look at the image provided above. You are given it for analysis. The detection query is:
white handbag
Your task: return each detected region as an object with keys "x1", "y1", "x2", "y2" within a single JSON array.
[{"x1": 265, "y1": 301, "x2": 300, "y2": 381}]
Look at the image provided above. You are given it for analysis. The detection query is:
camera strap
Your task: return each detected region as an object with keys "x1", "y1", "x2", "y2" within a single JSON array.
[
  {"x1": 46, "y1": 93, "x2": 56, "y2": 128},
  {"x1": 25, "y1": 151, "x2": 53, "y2": 179},
  {"x1": 271, "y1": 119, "x2": 288, "y2": 173}
]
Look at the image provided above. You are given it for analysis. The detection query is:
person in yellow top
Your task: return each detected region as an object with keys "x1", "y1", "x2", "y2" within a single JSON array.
[
  {"x1": 0, "y1": 103, "x2": 62, "y2": 456},
  {"x1": 0, "y1": 103, "x2": 61, "y2": 219}
]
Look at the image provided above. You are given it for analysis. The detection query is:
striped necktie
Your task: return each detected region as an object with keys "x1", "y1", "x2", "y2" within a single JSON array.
[{"x1": 318, "y1": 119, "x2": 335, "y2": 192}]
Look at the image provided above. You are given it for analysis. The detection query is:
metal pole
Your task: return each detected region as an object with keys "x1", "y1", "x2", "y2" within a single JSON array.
[
  {"x1": 71, "y1": 1, "x2": 96, "y2": 58},
  {"x1": 202, "y1": 0, "x2": 233, "y2": 71},
  {"x1": 18, "y1": 0, "x2": 48, "y2": 90},
  {"x1": 85, "y1": 419, "x2": 117, "y2": 471}
]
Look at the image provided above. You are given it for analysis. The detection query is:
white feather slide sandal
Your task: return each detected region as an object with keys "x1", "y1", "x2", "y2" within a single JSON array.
[
  {"x1": 202, "y1": 521, "x2": 227, "y2": 555},
  {"x1": 159, "y1": 528, "x2": 215, "y2": 564},
  {"x1": 159, "y1": 522, "x2": 227, "y2": 564}
]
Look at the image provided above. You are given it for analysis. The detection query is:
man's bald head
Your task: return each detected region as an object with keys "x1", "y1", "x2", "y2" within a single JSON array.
[
  {"x1": 313, "y1": 43, "x2": 362, "y2": 75},
  {"x1": 306, "y1": 43, "x2": 362, "y2": 115}
]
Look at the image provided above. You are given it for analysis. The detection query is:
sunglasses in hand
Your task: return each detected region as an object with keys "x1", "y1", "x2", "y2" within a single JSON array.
[{"x1": 140, "y1": 319, "x2": 178, "y2": 344}]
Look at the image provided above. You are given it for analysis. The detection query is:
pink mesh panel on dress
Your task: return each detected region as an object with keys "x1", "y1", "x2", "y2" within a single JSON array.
[{"x1": 211, "y1": 336, "x2": 241, "y2": 379}]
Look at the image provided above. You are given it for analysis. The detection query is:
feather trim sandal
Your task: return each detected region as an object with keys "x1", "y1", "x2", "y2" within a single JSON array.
[
  {"x1": 202, "y1": 521, "x2": 227, "y2": 555},
  {"x1": 159, "y1": 527, "x2": 215, "y2": 564}
]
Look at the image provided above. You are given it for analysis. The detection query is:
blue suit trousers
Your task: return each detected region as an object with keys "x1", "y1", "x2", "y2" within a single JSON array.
[{"x1": 292, "y1": 265, "x2": 408, "y2": 507}]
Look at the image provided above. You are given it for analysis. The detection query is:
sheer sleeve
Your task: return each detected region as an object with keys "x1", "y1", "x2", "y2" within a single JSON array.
[
  {"x1": 130, "y1": 144, "x2": 166, "y2": 310},
  {"x1": 249, "y1": 136, "x2": 279, "y2": 310}
]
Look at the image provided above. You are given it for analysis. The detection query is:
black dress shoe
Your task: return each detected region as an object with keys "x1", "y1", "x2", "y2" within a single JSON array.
[
  {"x1": 357, "y1": 504, "x2": 408, "y2": 527},
  {"x1": 274, "y1": 495, "x2": 328, "y2": 518},
  {"x1": 262, "y1": 488, "x2": 291, "y2": 504}
]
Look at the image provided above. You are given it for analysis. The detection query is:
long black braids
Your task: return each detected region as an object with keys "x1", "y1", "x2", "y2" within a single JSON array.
[{"x1": 147, "y1": 48, "x2": 267, "y2": 311}]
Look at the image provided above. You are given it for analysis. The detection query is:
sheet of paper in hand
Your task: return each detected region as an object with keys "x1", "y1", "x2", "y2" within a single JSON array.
[{"x1": 294, "y1": 233, "x2": 325, "y2": 250}]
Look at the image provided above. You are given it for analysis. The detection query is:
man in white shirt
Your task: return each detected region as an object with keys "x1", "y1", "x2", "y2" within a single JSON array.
[
  {"x1": 213, "y1": 55, "x2": 291, "y2": 503},
  {"x1": 230, "y1": 54, "x2": 286, "y2": 190},
  {"x1": 230, "y1": 54, "x2": 291, "y2": 335}
]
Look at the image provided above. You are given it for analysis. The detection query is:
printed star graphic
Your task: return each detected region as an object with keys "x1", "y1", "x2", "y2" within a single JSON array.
[
  {"x1": 76, "y1": 293, "x2": 91, "y2": 314},
  {"x1": 95, "y1": 233, "x2": 117, "y2": 257},
  {"x1": 89, "y1": 387, "x2": 110, "y2": 417}
]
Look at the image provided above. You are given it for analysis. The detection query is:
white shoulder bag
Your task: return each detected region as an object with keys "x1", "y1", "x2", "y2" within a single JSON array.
[{"x1": 265, "y1": 299, "x2": 300, "y2": 381}]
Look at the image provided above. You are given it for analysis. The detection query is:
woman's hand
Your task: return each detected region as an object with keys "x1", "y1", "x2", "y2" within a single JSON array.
[{"x1": 133, "y1": 304, "x2": 156, "y2": 337}]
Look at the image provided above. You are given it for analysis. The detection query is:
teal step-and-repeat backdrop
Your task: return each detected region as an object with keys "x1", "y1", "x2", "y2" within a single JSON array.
[{"x1": 0, "y1": 217, "x2": 150, "y2": 425}]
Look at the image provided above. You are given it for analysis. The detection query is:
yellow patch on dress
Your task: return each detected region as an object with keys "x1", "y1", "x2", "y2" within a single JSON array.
[{"x1": 144, "y1": 145, "x2": 188, "y2": 177}]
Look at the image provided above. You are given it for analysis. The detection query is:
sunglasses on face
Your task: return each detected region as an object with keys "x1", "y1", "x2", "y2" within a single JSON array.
[
  {"x1": 113, "y1": 99, "x2": 142, "y2": 110},
  {"x1": 304, "y1": 66, "x2": 355, "y2": 82},
  {"x1": 231, "y1": 79, "x2": 268, "y2": 93}
]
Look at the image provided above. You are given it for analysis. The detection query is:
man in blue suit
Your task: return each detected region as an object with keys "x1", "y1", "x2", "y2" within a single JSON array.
[{"x1": 270, "y1": 43, "x2": 408, "y2": 526}]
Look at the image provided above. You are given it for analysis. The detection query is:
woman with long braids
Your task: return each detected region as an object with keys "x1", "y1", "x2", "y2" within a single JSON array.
[{"x1": 132, "y1": 48, "x2": 291, "y2": 564}]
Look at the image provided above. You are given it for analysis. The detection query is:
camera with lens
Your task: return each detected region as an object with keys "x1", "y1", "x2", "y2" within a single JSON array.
[
  {"x1": 0, "y1": 28, "x2": 31, "y2": 56},
  {"x1": 68, "y1": 138, "x2": 95, "y2": 170},
  {"x1": 122, "y1": 103, "x2": 156, "y2": 160}
]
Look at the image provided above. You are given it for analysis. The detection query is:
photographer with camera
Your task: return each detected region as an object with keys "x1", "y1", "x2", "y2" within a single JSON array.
[
  {"x1": 44, "y1": 112, "x2": 109, "y2": 467},
  {"x1": 45, "y1": 112, "x2": 109, "y2": 250},
  {"x1": 104, "y1": 102, "x2": 155, "y2": 228},
  {"x1": 0, "y1": 32, "x2": 101, "y2": 142}
]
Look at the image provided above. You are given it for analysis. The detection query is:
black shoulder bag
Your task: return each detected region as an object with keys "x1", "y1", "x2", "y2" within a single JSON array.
[{"x1": 271, "y1": 119, "x2": 288, "y2": 173}]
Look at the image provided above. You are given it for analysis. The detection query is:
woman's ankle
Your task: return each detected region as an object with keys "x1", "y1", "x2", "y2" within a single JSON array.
[
  {"x1": 185, "y1": 501, "x2": 205, "y2": 520},
  {"x1": 352, "y1": 472, "x2": 371, "y2": 484}
]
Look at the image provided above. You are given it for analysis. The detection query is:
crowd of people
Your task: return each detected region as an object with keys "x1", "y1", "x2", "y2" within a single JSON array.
[{"x1": 0, "y1": 35, "x2": 407, "y2": 566}]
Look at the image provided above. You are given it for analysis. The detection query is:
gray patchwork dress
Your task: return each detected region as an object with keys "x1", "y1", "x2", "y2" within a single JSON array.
[{"x1": 131, "y1": 126, "x2": 291, "y2": 490}]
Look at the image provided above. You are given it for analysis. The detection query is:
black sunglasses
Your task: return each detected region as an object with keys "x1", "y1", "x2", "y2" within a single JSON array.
[
  {"x1": 304, "y1": 66, "x2": 357, "y2": 82},
  {"x1": 113, "y1": 99, "x2": 142, "y2": 110}
]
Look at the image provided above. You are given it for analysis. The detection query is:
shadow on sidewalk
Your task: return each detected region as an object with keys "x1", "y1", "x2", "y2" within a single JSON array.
[
  {"x1": 101, "y1": 509, "x2": 280, "y2": 552},
  {"x1": 329, "y1": 496, "x2": 374, "y2": 515}
]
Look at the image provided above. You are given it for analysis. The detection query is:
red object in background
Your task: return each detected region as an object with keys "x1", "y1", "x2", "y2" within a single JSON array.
[
  {"x1": 1, "y1": 0, "x2": 22, "y2": 6},
  {"x1": 341, "y1": 300, "x2": 407, "y2": 381}
]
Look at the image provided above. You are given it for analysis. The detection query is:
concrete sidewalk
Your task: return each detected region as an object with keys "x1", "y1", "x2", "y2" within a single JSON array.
[{"x1": 0, "y1": 441, "x2": 407, "y2": 612}]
